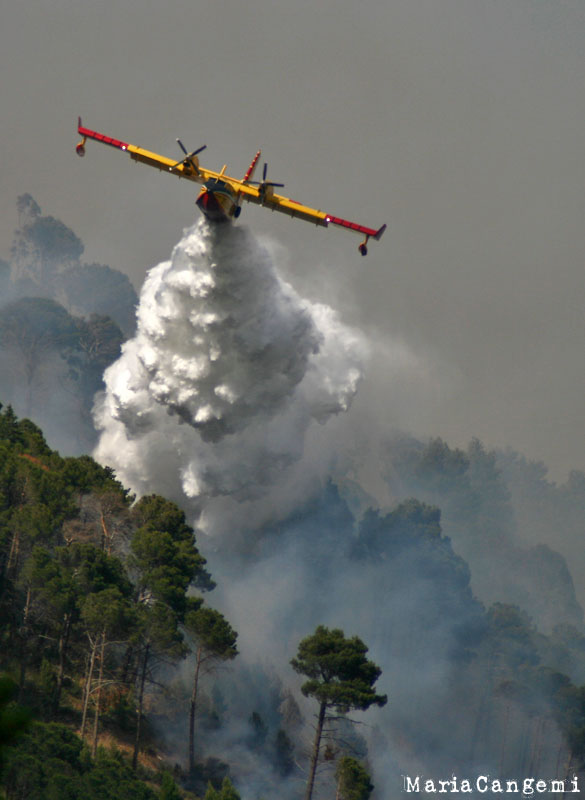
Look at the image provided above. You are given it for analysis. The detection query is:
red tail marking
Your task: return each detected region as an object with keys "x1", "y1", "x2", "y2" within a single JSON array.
[{"x1": 243, "y1": 150, "x2": 261, "y2": 182}]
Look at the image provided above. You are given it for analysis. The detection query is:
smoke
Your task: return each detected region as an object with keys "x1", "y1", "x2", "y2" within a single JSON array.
[
  {"x1": 91, "y1": 221, "x2": 484, "y2": 797},
  {"x1": 92, "y1": 220, "x2": 380, "y2": 795},
  {"x1": 93, "y1": 220, "x2": 581, "y2": 798},
  {"x1": 94, "y1": 220, "x2": 367, "y2": 533}
]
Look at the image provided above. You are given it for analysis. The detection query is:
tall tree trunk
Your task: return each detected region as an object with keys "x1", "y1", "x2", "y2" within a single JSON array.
[
  {"x1": 561, "y1": 750, "x2": 574, "y2": 799},
  {"x1": 17, "y1": 585, "x2": 32, "y2": 702},
  {"x1": 6, "y1": 530, "x2": 20, "y2": 576},
  {"x1": 519, "y1": 715, "x2": 532, "y2": 774},
  {"x1": 304, "y1": 702, "x2": 326, "y2": 800},
  {"x1": 81, "y1": 636, "x2": 98, "y2": 739},
  {"x1": 25, "y1": 364, "x2": 35, "y2": 417},
  {"x1": 52, "y1": 611, "x2": 72, "y2": 715},
  {"x1": 119, "y1": 643, "x2": 135, "y2": 684},
  {"x1": 100, "y1": 510, "x2": 110, "y2": 553},
  {"x1": 499, "y1": 704, "x2": 510, "y2": 777},
  {"x1": 555, "y1": 741, "x2": 564, "y2": 781},
  {"x1": 91, "y1": 631, "x2": 106, "y2": 757},
  {"x1": 530, "y1": 717, "x2": 545, "y2": 776},
  {"x1": 188, "y1": 645, "x2": 203, "y2": 773},
  {"x1": 468, "y1": 654, "x2": 495, "y2": 762},
  {"x1": 132, "y1": 641, "x2": 150, "y2": 771},
  {"x1": 24, "y1": 349, "x2": 40, "y2": 417},
  {"x1": 526, "y1": 715, "x2": 542, "y2": 775}
]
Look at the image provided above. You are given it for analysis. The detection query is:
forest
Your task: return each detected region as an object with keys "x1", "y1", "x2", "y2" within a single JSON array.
[
  {"x1": 1, "y1": 197, "x2": 585, "y2": 799},
  {"x1": 0, "y1": 194, "x2": 137, "y2": 454}
]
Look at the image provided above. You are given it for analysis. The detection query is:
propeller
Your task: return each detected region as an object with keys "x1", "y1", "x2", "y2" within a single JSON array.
[
  {"x1": 172, "y1": 140, "x2": 207, "y2": 169},
  {"x1": 249, "y1": 162, "x2": 284, "y2": 192}
]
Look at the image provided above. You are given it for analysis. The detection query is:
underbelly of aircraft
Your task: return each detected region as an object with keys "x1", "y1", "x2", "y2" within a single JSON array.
[{"x1": 196, "y1": 187, "x2": 236, "y2": 222}]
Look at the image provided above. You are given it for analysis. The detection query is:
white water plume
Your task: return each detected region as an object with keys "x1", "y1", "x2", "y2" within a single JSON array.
[{"x1": 94, "y1": 220, "x2": 366, "y2": 530}]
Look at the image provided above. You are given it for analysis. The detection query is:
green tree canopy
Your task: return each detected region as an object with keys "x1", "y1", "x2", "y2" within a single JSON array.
[
  {"x1": 184, "y1": 605, "x2": 238, "y2": 661},
  {"x1": 183, "y1": 604, "x2": 238, "y2": 772},
  {"x1": 2, "y1": 721, "x2": 157, "y2": 800},
  {"x1": 291, "y1": 626, "x2": 386, "y2": 800},
  {"x1": 291, "y1": 626, "x2": 387, "y2": 713},
  {"x1": 335, "y1": 756, "x2": 374, "y2": 800},
  {"x1": 158, "y1": 771, "x2": 183, "y2": 800},
  {"x1": 0, "y1": 676, "x2": 31, "y2": 773},
  {"x1": 131, "y1": 495, "x2": 214, "y2": 611},
  {"x1": 204, "y1": 776, "x2": 241, "y2": 800}
]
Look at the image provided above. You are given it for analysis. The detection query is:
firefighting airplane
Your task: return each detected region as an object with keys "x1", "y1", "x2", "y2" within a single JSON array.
[{"x1": 76, "y1": 118, "x2": 386, "y2": 256}]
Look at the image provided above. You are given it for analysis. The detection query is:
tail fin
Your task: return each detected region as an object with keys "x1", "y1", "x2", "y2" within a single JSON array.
[{"x1": 243, "y1": 150, "x2": 261, "y2": 182}]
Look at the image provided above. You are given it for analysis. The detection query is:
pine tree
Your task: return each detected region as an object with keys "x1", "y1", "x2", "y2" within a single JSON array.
[
  {"x1": 291, "y1": 626, "x2": 386, "y2": 800},
  {"x1": 183, "y1": 603, "x2": 237, "y2": 772}
]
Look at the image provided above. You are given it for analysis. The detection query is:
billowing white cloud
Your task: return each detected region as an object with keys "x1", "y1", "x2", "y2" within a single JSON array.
[{"x1": 94, "y1": 220, "x2": 366, "y2": 526}]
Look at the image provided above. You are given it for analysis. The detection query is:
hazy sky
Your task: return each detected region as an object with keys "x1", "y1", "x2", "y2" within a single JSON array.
[{"x1": 1, "y1": 0, "x2": 584, "y2": 480}]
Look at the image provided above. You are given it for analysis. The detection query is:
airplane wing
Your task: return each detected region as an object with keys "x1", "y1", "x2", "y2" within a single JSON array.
[
  {"x1": 76, "y1": 118, "x2": 386, "y2": 254},
  {"x1": 235, "y1": 181, "x2": 329, "y2": 227},
  {"x1": 235, "y1": 181, "x2": 387, "y2": 251},
  {"x1": 76, "y1": 118, "x2": 225, "y2": 186}
]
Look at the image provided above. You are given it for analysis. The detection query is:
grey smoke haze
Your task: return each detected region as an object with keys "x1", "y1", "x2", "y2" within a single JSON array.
[
  {"x1": 1, "y1": 4, "x2": 584, "y2": 791},
  {"x1": 1, "y1": 0, "x2": 584, "y2": 480},
  {"x1": 90, "y1": 218, "x2": 582, "y2": 797},
  {"x1": 92, "y1": 218, "x2": 399, "y2": 797}
]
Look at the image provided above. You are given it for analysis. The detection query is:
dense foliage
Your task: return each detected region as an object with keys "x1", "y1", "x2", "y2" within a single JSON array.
[
  {"x1": 3, "y1": 722, "x2": 157, "y2": 800},
  {"x1": 292, "y1": 626, "x2": 386, "y2": 800},
  {"x1": 335, "y1": 756, "x2": 374, "y2": 800},
  {"x1": 0, "y1": 405, "x2": 235, "y2": 799},
  {"x1": 384, "y1": 435, "x2": 585, "y2": 631},
  {"x1": 1, "y1": 400, "x2": 585, "y2": 797}
]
